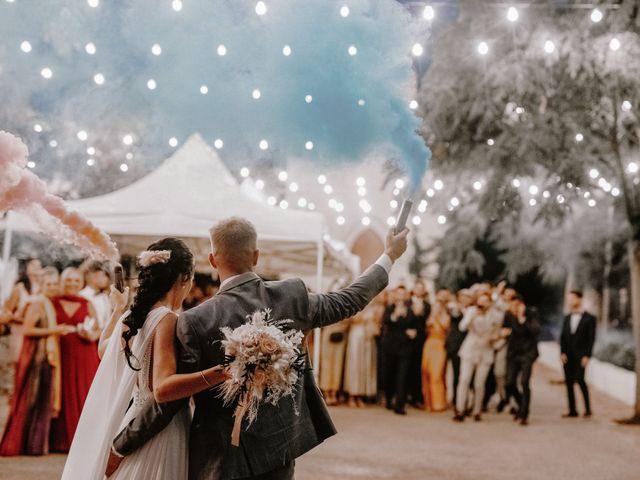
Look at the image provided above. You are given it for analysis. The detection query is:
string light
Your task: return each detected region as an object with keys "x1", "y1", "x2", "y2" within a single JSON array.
[
  {"x1": 358, "y1": 99, "x2": 366, "y2": 106},
  {"x1": 252, "y1": 89, "x2": 261, "y2": 99},
  {"x1": 120, "y1": 163, "x2": 129, "y2": 172},
  {"x1": 627, "y1": 162, "x2": 639, "y2": 174},
  {"x1": 298, "y1": 197, "x2": 307, "y2": 207},
  {"x1": 590, "y1": 8, "x2": 603, "y2": 23},
  {"x1": 27, "y1": 161, "x2": 36, "y2": 169},
  {"x1": 450, "y1": 197, "x2": 460, "y2": 207},
  {"x1": 49, "y1": 140, "x2": 58, "y2": 148},
  {"x1": 529, "y1": 198, "x2": 537, "y2": 206},
  {"x1": 289, "y1": 182, "x2": 299, "y2": 192},
  {"x1": 200, "y1": 85, "x2": 208, "y2": 94},
  {"x1": 361, "y1": 216, "x2": 371, "y2": 226},
  {"x1": 544, "y1": 40, "x2": 555, "y2": 54},
  {"x1": 33, "y1": 124, "x2": 43, "y2": 133},
  {"x1": 473, "y1": 181, "x2": 483, "y2": 191},
  {"x1": 395, "y1": 179, "x2": 405, "y2": 189},
  {"x1": 317, "y1": 174, "x2": 327, "y2": 185},
  {"x1": 267, "y1": 196, "x2": 277, "y2": 206},
  {"x1": 147, "y1": 79, "x2": 157, "y2": 90},
  {"x1": 324, "y1": 185, "x2": 333, "y2": 194},
  {"x1": 255, "y1": 179, "x2": 265, "y2": 190},
  {"x1": 412, "y1": 43, "x2": 424, "y2": 56},
  {"x1": 20, "y1": 41, "x2": 32, "y2": 53},
  {"x1": 357, "y1": 187, "x2": 367, "y2": 196},
  {"x1": 217, "y1": 44, "x2": 227, "y2": 56},
  {"x1": 506, "y1": 7, "x2": 519, "y2": 22},
  {"x1": 356, "y1": 177, "x2": 366, "y2": 186},
  {"x1": 282, "y1": 45, "x2": 292, "y2": 56},
  {"x1": 168, "y1": 137, "x2": 178, "y2": 147},
  {"x1": 87, "y1": 0, "x2": 99, "y2": 7},
  {"x1": 609, "y1": 38, "x2": 621, "y2": 51},
  {"x1": 308, "y1": 202, "x2": 316, "y2": 210},
  {"x1": 412, "y1": 215, "x2": 421, "y2": 226},
  {"x1": 387, "y1": 216, "x2": 396, "y2": 227},
  {"x1": 122, "y1": 134, "x2": 133, "y2": 145},
  {"x1": 337, "y1": 216, "x2": 346, "y2": 225},
  {"x1": 477, "y1": 41, "x2": 489, "y2": 55},
  {"x1": 418, "y1": 200, "x2": 427, "y2": 212},
  {"x1": 171, "y1": 0, "x2": 183, "y2": 12},
  {"x1": 85, "y1": 42, "x2": 96, "y2": 55},
  {"x1": 305, "y1": 95, "x2": 313, "y2": 103},
  {"x1": 77, "y1": 130, "x2": 88, "y2": 141},
  {"x1": 126, "y1": 153, "x2": 133, "y2": 160},
  {"x1": 214, "y1": 138, "x2": 224, "y2": 149},
  {"x1": 487, "y1": 138, "x2": 494, "y2": 146},
  {"x1": 305, "y1": 141, "x2": 314, "y2": 150},
  {"x1": 259, "y1": 139, "x2": 269, "y2": 150},
  {"x1": 86, "y1": 158, "x2": 95, "y2": 166},
  {"x1": 529, "y1": 185, "x2": 539, "y2": 195},
  {"x1": 340, "y1": 5, "x2": 349, "y2": 17},
  {"x1": 279, "y1": 200, "x2": 288, "y2": 209},
  {"x1": 409, "y1": 100, "x2": 419, "y2": 110},
  {"x1": 278, "y1": 170, "x2": 288, "y2": 181},
  {"x1": 589, "y1": 168, "x2": 599, "y2": 179},
  {"x1": 240, "y1": 167, "x2": 250, "y2": 178},
  {"x1": 622, "y1": 100, "x2": 632, "y2": 112},
  {"x1": 575, "y1": 133, "x2": 584, "y2": 142},
  {"x1": 41, "y1": 67, "x2": 53, "y2": 79},
  {"x1": 93, "y1": 73, "x2": 105, "y2": 85},
  {"x1": 348, "y1": 45, "x2": 358, "y2": 56},
  {"x1": 255, "y1": 1, "x2": 267, "y2": 16},
  {"x1": 588, "y1": 198, "x2": 597, "y2": 207},
  {"x1": 434, "y1": 179, "x2": 444, "y2": 190},
  {"x1": 151, "y1": 44, "x2": 162, "y2": 56},
  {"x1": 611, "y1": 187, "x2": 620, "y2": 197},
  {"x1": 437, "y1": 215, "x2": 447, "y2": 225},
  {"x1": 423, "y1": 5, "x2": 435, "y2": 21}
]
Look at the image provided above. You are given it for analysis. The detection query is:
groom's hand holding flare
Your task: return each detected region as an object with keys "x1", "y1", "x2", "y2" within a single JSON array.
[{"x1": 385, "y1": 227, "x2": 410, "y2": 262}]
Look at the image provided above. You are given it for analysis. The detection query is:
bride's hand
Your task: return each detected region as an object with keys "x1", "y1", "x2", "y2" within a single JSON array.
[
  {"x1": 203, "y1": 365, "x2": 230, "y2": 387},
  {"x1": 109, "y1": 285, "x2": 130, "y2": 314}
]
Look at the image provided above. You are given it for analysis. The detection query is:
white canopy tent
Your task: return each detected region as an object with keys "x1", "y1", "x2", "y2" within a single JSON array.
[{"x1": 1, "y1": 134, "x2": 360, "y2": 370}]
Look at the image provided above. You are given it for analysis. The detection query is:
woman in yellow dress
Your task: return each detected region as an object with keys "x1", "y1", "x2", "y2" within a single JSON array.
[{"x1": 422, "y1": 289, "x2": 451, "y2": 412}]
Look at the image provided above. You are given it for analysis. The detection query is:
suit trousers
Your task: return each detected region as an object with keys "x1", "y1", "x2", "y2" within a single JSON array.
[
  {"x1": 449, "y1": 354, "x2": 461, "y2": 408},
  {"x1": 456, "y1": 358, "x2": 492, "y2": 416},
  {"x1": 383, "y1": 349, "x2": 411, "y2": 412},
  {"x1": 239, "y1": 461, "x2": 295, "y2": 480},
  {"x1": 505, "y1": 356, "x2": 534, "y2": 420},
  {"x1": 563, "y1": 357, "x2": 591, "y2": 414}
]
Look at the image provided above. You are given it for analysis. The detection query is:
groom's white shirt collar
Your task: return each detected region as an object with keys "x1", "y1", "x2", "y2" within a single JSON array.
[{"x1": 218, "y1": 254, "x2": 393, "y2": 293}]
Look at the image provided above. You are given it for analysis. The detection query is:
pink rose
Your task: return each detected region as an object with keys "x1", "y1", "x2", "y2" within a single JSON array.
[
  {"x1": 253, "y1": 369, "x2": 267, "y2": 386},
  {"x1": 259, "y1": 335, "x2": 280, "y2": 355}
]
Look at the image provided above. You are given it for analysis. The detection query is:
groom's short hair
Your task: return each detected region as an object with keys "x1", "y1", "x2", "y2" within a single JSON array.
[{"x1": 210, "y1": 217, "x2": 258, "y2": 270}]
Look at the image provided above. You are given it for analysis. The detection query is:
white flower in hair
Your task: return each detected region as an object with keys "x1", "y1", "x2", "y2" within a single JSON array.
[{"x1": 138, "y1": 250, "x2": 171, "y2": 267}]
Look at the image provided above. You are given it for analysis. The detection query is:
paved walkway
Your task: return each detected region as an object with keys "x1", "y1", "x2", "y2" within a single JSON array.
[{"x1": 1, "y1": 364, "x2": 639, "y2": 480}]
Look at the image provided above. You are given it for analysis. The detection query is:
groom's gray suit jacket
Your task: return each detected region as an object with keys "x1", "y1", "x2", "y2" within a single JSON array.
[{"x1": 113, "y1": 263, "x2": 388, "y2": 480}]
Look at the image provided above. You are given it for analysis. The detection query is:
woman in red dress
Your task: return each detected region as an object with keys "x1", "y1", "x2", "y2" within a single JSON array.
[{"x1": 49, "y1": 267, "x2": 101, "y2": 453}]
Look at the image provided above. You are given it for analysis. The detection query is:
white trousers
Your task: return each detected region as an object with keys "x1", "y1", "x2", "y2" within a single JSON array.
[{"x1": 456, "y1": 358, "x2": 493, "y2": 415}]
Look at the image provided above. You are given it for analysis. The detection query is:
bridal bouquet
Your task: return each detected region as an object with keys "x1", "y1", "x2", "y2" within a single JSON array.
[{"x1": 220, "y1": 308, "x2": 305, "y2": 446}]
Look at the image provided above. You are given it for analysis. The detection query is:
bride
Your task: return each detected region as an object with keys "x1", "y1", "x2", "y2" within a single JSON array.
[{"x1": 62, "y1": 238, "x2": 227, "y2": 480}]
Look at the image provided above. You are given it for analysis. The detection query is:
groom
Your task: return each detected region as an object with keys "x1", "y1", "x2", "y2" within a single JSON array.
[{"x1": 107, "y1": 216, "x2": 408, "y2": 480}]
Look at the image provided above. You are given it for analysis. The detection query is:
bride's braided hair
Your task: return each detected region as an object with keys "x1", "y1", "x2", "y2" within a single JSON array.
[{"x1": 122, "y1": 238, "x2": 194, "y2": 370}]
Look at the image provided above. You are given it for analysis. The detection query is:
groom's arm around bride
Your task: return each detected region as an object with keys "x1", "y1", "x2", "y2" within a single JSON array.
[{"x1": 108, "y1": 217, "x2": 408, "y2": 479}]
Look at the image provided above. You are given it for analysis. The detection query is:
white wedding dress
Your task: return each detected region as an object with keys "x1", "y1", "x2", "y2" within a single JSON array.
[{"x1": 62, "y1": 306, "x2": 189, "y2": 480}]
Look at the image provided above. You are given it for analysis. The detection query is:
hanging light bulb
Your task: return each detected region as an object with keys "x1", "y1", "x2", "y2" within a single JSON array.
[
  {"x1": 41, "y1": 67, "x2": 53, "y2": 79},
  {"x1": 340, "y1": 5, "x2": 349, "y2": 17},
  {"x1": 423, "y1": 5, "x2": 435, "y2": 21},
  {"x1": 214, "y1": 139, "x2": 224, "y2": 149},
  {"x1": 255, "y1": 1, "x2": 267, "y2": 15},
  {"x1": 544, "y1": 40, "x2": 555, "y2": 54},
  {"x1": 282, "y1": 45, "x2": 292, "y2": 56},
  {"x1": 172, "y1": 0, "x2": 183, "y2": 12},
  {"x1": 200, "y1": 85, "x2": 209, "y2": 95},
  {"x1": 93, "y1": 73, "x2": 105, "y2": 85},
  {"x1": 217, "y1": 44, "x2": 227, "y2": 56},
  {"x1": 477, "y1": 41, "x2": 489, "y2": 55},
  {"x1": 348, "y1": 45, "x2": 358, "y2": 56},
  {"x1": 77, "y1": 130, "x2": 88, "y2": 141},
  {"x1": 506, "y1": 7, "x2": 519, "y2": 22},
  {"x1": 20, "y1": 41, "x2": 32, "y2": 53},
  {"x1": 147, "y1": 79, "x2": 157, "y2": 90},
  {"x1": 412, "y1": 43, "x2": 424, "y2": 56},
  {"x1": 609, "y1": 38, "x2": 621, "y2": 51},
  {"x1": 252, "y1": 89, "x2": 261, "y2": 99},
  {"x1": 590, "y1": 8, "x2": 603, "y2": 23}
]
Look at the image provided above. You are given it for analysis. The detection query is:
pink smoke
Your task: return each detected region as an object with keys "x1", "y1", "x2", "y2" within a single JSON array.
[{"x1": 0, "y1": 131, "x2": 118, "y2": 261}]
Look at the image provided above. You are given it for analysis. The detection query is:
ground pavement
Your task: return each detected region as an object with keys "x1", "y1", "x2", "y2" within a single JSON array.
[{"x1": 1, "y1": 364, "x2": 639, "y2": 480}]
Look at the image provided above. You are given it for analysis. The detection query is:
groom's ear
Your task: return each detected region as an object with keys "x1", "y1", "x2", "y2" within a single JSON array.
[
  {"x1": 252, "y1": 249, "x2": 260, "y2": 267},
  {"x1": 209, "y1": 252, "x2": 217, "y2": 270}
]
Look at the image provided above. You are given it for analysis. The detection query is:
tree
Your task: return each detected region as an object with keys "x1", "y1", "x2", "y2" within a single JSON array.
[{"x1": 419, "y1": 0, "x2": 640, "y2": 421}]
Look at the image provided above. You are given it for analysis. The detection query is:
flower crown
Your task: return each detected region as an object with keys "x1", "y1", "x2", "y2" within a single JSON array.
[{"x1": 138, "y1": 250, "x2": 171, "y2": 268}]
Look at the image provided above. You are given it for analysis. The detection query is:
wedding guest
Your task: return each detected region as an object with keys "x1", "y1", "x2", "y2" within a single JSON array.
[
  {"x1": 375, "y1": 289, "x2": 390, "y2": 402},
  {"x1": 79, "y1": 261, "x2": 112, "y2": 330},
  {"x1": 381, "y1": 285, "x2": 415, "y2": 415},
  {"x1": 344, "y1": 299, "x2": 382, "y2": 406},
  {"x1": 0, "y1": 268, "x2": 76, "y2": 456},
  {"x1": 319, "y1": 321, "x2": 349, "y2": 406},
  {"x1": 407, "y1": 280, "x2": 430, "y2": 407},
  {"x1": 504, "y1": 295, "x2": 540, "y2": 425},
  {"x1": 446, "y1": 289, "x2": 472, "y2": 411},
  {"x1": 3, "y1": 258, "x2": 43, "y2": 363},
  {"x1": 454, "y1": 283, "x2": 506, "y2": 422},
  {"x1": 560, "y1": 290, "x2": 596, "y2": 418},
  {"x1": 421, "y1": 289, "x2": 451, "y2": 412},
  {"x1": 49, "y1": 267, "x2": 101, "y2": 452}
]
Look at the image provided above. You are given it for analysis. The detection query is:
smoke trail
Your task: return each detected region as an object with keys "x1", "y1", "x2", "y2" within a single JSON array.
[{"x1": 0, "y1": 131, "x2": 118, "y2": 260}]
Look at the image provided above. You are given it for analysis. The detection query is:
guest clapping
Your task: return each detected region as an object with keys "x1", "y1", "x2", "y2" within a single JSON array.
[{"x1": 421, "y1": 289, "x2": 450, "y2": 412}]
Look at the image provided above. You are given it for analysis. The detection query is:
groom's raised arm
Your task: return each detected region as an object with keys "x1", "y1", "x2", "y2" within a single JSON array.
[
  {"x1": 111, "y1": 312, "x2": 201, "y2": 457},
  {"x1": 306, "y1": 228, "x2": 408, "y2": 329}
]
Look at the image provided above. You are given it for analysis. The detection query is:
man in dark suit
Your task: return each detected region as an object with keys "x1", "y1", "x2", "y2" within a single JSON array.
[
  {"x1": 445, "y1": 289, "x2": 472, "y2": 412},
  {"x1": 106, "y1": 217, "x2": 409, "y2": 480},
  {"x1": 381, "y1": 285, "x2": 415, "y2": 415},
  {"x1": 504, "y1": 295, "x2": 540, "y2": 425},
  {"x1": 560, "y1": 290, "x2": 596, "y2": 418},
  {"x1": 407, "y1": 280, "x2": 430, "y2": 408}
]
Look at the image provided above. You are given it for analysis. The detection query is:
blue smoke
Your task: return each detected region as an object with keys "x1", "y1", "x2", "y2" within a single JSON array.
[{"x1": 0, "y1": 0, "x2": 430, "y2": 191}]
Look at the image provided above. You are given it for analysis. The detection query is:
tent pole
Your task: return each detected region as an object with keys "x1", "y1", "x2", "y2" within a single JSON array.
[
  {"x1": 313, "y1": 238, "x2": 324, "y2": 380},
  {"x1": 1, "y1": 211, "x2": 14, "y2": 302}
]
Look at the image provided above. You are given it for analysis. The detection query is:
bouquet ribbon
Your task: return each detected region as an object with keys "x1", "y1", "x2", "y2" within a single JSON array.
[{"x1": 231, "y1": 391, "x2": 251, "y2": 447}]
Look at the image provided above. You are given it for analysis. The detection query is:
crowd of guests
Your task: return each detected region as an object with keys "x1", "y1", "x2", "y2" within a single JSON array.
[
  {"x1": 0, "y1": 256, "x2": 597, "y2": 458},
  {"x1": 319, "y1": 280, "x2": 546, "y2": 425}
]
